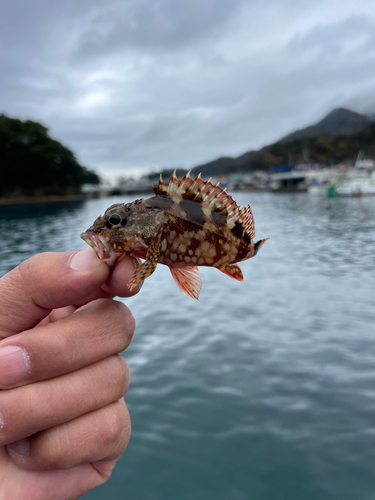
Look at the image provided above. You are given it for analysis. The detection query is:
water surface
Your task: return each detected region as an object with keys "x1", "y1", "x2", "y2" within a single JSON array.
[{"x1": 1, "y1": 193, "x2": 375, "y2": 500}]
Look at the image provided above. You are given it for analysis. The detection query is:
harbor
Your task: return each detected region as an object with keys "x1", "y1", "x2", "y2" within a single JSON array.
[{"x1": 79, "y1": 153, "x2": 375, "y2": 200}]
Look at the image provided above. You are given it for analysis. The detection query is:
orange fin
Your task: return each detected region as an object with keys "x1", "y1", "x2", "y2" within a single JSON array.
[
  {"x1": 169, "y1": 266, "x2": 202, "y2": 300},
  {"x1": 153, "y1": 171, "x2": 240, "y2": 217},
  {"x1": 218, "y1": 264, "x2": 244, "y2": 282}
]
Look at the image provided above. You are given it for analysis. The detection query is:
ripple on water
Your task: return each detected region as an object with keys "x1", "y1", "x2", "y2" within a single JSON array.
[{"x1": 2, "y1": 194, "x2": 375, "y2": 500}]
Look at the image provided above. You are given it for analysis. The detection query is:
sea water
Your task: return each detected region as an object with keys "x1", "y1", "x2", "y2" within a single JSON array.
[{"x1": 1, "y1": 193, "x2": 375, "y2": 500}]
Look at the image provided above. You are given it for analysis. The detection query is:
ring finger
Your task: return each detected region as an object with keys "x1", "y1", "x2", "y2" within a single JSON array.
[{"x1": 0, "y1": 354, "x2": 129, "y2": 447}]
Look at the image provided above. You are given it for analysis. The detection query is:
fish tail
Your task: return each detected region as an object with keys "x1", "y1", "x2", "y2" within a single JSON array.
[{"x1": 253, "y1": 238, "x2": 269, "y2": 256}]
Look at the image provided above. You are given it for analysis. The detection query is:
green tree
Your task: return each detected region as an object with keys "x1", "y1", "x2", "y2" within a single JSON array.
[{"x1": 0, "y1": 114, "x2": 100, "y2": 196}]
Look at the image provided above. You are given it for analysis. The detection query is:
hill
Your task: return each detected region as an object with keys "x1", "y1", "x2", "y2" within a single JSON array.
[
  {"x1": 186, "y1": 108, "x2": 375, "y2": 177},
  {"x1": 0, "y1": 114, "x2": 99, "y2": 197},
  {"x1": 240, "y1": 121, "x2": 375, "y2": 170},
  {"x1": 280, "y1": 108, "x2": 371, "y2": 142}
]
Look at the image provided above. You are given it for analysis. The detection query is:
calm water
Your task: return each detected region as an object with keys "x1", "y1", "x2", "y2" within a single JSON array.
[{"x1": 1, "y1": 193, "x2": 375, "y2": 500}]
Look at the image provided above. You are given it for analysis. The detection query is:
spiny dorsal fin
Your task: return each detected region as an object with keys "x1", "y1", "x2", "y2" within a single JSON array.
[
  {"x1": 153, "y1": 171, "x2": 240, "y2": 216},
  {"x1": 232, "y1": 204, "x2": 255, "y2": 240}
]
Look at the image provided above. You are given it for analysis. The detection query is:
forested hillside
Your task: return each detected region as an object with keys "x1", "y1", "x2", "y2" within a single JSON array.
[
  {"x1": 190, "y1": 108, "x2": 375, "y2": 177},
  {"x1": 0, "y1": 114, "x2": 99, "y2": 197}
]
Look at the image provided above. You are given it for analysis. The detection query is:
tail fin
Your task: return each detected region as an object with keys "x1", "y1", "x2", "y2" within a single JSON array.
[{"x1": 253, "y1": 238, "x2": 269, "y2": 257}]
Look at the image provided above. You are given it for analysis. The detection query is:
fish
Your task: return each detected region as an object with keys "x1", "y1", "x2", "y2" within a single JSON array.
[{"x1": 80, "y1": 170, "x2": 268, "y2": 300}]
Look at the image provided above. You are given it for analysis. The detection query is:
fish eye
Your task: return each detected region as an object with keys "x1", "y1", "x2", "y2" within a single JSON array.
[{"x1": 105, "y1": 212, "x2": 125, "y2": 229}]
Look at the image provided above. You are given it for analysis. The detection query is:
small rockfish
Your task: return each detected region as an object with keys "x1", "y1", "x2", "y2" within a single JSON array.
[{"x1": 81, "y1": 171, "x2": 268, "y2": 300}]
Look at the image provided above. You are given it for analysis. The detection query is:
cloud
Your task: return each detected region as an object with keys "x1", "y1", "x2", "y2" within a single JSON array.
[
  {"x1": 74, "y1": 0, "x2": 243, "y2": 59},
  {"x1": 1, "y1": 0, "x2": 375, "y2": 178}
]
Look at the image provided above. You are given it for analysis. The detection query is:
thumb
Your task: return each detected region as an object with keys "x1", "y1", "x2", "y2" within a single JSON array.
[{"x1": 0, "y1": 249, "x2": 110, "y2": 339}]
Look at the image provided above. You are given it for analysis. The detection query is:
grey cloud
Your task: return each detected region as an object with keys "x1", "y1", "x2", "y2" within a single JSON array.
[
  {"x1": 74, "y1": 0, "x2": 243, "y2": 60},
  {"x1": 1, "y1": 0, "x2": 375, "y2": 177},
  {"x1": 286, "y1": 15, "x2": 375, "y2": 58}
]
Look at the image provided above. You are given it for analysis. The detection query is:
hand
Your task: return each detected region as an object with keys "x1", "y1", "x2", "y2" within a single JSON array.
[{"x1": 0, "y1": 249, "x2": 141, "y2": 500}]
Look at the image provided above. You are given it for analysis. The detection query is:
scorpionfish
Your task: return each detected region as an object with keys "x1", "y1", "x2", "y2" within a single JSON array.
[{"x1": 81, "y1": 171, "x2": 268, "y2": 300}]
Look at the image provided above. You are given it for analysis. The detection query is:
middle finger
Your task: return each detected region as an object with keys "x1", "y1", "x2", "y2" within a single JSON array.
[{"x1": 0, "y1": 298, "x2": 134, "y2": 389}]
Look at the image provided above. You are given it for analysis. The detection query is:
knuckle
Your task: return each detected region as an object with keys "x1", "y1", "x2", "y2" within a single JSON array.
[
  {"x1": 33, "y1": 446, "x2": 62, "y2": 471},
  {"x1": 102, "y1": 403, "x2": 131, "y2": 457},
  {"x1": 108, "y1": 355, "x2": 130, "y2": 397},
  {"x1": 17, "y1": 253, "x2": 48, "y2": 286},
  {"x1": 117, "y1": 309, "x2": 135, "y2": 350},
  {"x1": 94, "y1": 299, "x2": 135, "y2": 350}
]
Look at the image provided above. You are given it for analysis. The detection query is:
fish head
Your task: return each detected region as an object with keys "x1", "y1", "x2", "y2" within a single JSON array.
[{"x1": 80, "y1": 200, "x2": 160, "y2": 266}]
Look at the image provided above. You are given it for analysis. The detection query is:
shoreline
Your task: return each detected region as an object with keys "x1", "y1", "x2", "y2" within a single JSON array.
[{"x1": 0, "y1": 194, "x2": 89, "y2": 206}]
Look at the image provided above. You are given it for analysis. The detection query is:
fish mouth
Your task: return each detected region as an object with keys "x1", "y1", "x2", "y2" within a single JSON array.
[{"x1": 80, "y1": 230, "x2": 114, "y2": 263}]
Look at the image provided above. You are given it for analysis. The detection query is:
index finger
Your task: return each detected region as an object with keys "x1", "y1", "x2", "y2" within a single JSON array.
[{"x1": 0, "y1": 250, "x2": 109, "y2": 338}]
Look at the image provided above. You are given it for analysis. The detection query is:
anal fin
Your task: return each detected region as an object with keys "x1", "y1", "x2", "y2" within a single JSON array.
[
  {"x1": 218, "y1": 264, "x2": 244, "y2": 282},
  {"x1": 170, "y1": 266, "x2": 202, "y2": 300}
]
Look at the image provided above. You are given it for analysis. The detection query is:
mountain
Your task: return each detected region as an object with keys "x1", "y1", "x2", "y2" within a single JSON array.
[
  {"x1": 239, "y1": 120, "x2": 375, "y2": 170},
  {"x1": 190, "y1": 156, "x2": 244, "y2": 178},
  {"x1": 185, "y1": 108, "x2": 374, "y2": 177},
  {"x1": 280, "y1": 108, "x2": 371, "y2": 142}
]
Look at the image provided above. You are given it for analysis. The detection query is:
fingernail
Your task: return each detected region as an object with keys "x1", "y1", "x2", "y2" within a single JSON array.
[
  {"x1": 8, "y1": 438, "x2": 30, "y2": 456},
  {"x1": 0, "y1": 346, "x2": 30, "y2": 387},
  {"x1": 70, "y1": 248, "x2": 100, "y2": 272}
]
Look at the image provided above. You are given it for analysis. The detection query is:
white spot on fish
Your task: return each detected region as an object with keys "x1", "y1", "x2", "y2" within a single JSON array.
[{"x1": 201, "y1": 241, "x2": 210, "y2": 252}]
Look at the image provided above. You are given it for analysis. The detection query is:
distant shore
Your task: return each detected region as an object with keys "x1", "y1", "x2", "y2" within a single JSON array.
[{"x1": 0, "y1": 194, "x2": 88, "y2": 206}]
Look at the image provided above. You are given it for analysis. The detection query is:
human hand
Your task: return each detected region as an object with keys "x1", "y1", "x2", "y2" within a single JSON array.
[{"x1": 0, "y1": 249, "x2": 141, "y2": 500}]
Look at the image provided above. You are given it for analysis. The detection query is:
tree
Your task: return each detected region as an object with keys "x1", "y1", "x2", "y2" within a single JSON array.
[{"x1": 0, "y1": 114, "x2": 100, "y2": 196}]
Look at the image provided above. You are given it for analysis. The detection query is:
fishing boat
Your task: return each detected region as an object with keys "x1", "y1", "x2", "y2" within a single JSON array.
[{"x1": 335, "y1": 153, "x2": 375, "y2": 196}]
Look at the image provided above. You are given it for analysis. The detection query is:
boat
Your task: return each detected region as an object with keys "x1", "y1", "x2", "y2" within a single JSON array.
[{"x1": 335, "y1": 153, "x2": 375, "y2": 196}]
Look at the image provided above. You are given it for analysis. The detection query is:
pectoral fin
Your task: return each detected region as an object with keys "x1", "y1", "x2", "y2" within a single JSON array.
[
  {"x1": 128, "y1": 229, "x2": 162, "y2": 291},
  {"x1": 169, "y1": 266, "x2": 202, "y2": 300},
  {"x1": 218, "y1": 264, "x2": 244, "y2": 282}
]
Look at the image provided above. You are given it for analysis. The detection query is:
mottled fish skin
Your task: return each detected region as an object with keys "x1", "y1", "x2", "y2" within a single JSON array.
[{"x1": 81, "y1": 171, "x2": 268, "y2": 300}]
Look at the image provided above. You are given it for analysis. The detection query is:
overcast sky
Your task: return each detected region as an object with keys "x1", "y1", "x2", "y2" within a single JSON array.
[{"x1": 1, "y1": 0, "x2": 375, "y2": 180}]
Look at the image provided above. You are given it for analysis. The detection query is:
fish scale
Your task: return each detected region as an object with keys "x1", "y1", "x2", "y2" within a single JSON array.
[{"x1": 81, "y1": 171, "x2": 268, "y2": 300}]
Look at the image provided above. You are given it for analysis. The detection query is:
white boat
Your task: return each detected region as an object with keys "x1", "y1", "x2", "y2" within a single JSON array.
[{"x1": 335, "y1": 172, "x2": 375, "y2": 196}]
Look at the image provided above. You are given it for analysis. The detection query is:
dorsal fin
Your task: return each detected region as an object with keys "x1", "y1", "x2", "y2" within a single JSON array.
[
  {"x1": 153, "y1": 171, "x2": 240, "y2": 216},
  {"x1": 232, "y1": 204, "x2": 255, "y2": 240}
]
